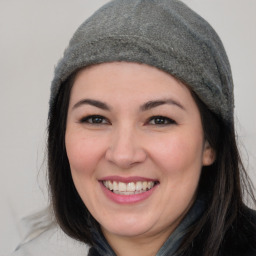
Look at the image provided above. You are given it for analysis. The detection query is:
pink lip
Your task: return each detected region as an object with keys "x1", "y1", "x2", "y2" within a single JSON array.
[
  {"x1": 100, "y1": 175, "x2": 158, "y2": 183},
  {"x1": 99, "y1": 177, "x2": 159, "y2": 204}
]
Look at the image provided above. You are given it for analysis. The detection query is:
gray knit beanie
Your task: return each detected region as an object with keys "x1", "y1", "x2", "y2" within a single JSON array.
[{"x1": 50, "y1": 0, "x2": 234, "y2": 124}]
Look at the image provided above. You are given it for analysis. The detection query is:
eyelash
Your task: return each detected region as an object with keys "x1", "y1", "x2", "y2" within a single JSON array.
[
  {"x1": 80, "y1": 115, "x2": 110, "y2": 125},
  {"x1": 79, "y1": 115, "x2": 176, "y2": 126},
  {"x1": 147, "y1": 116, "x2": 176, "y2": 125}
]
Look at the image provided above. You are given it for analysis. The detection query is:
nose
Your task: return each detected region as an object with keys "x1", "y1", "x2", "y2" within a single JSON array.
[{"x1": 105, "y1": 124, "x2": 147, "y2": 169}]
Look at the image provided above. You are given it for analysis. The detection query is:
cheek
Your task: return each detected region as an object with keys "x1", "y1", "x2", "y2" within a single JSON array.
[
  {"x1": 65, "y1": 132, "x2": 105, "y2": 176},
  {"x1": 149, "y1": 131, "x2": 204, "y2": 177},
  {"x1": 152, "y1": 133, "x2": 204, "y2": 212},
  {"x1": 65, "y1": 132, "x2": 107, "y2": 208}
]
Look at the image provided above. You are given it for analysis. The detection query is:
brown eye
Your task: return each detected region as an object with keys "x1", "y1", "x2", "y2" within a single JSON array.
[
  {"x1": 80, "y1": 115, "x2": 110, "y2": 124},
  {"x1": 148, "y1": 116, "x2": 176, "y2": 125}
]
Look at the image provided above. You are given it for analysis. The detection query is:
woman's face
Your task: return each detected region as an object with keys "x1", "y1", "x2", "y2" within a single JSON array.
[{"x1": 65, "y1": 62, "x2": 214, "y2": 245}]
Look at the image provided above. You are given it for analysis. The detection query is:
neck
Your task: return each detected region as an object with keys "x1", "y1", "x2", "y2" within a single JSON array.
[
  {"x1": 90, "y1": 196, "x2": 206, "y2": 256},
  {"x1": 102, "y1": 225, "x2": 177, "y2": 256}
]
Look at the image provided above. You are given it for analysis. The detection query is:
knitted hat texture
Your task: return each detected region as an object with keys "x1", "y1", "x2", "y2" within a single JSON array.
[{"x1": 50, "y1": 0, "x2": 234, "y2": 123}]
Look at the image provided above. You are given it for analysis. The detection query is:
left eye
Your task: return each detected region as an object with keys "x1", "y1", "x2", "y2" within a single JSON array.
[
  {"x1": 80, "y1": 115, "x2": 109, "y2": 124},
  {"x1": 148, "y1": 116, "x2": 176, "y2": 125}
]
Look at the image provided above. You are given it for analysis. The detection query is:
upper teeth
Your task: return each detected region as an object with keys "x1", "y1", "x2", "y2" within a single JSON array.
[{"x1": 103, "y1": 181, "x2": 155, "y2": 195}]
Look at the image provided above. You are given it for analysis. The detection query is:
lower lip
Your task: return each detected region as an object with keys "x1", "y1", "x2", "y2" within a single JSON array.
[{"x1": 100, "y1": 182, "x2": 158, "y2": 204}]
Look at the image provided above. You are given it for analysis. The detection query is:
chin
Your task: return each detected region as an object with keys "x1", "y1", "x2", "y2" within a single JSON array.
[{"x1": 100, "y1": 215, "x2": 156, "y2": 238}]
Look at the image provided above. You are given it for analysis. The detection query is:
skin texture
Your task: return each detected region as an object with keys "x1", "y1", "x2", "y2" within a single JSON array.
[{"x1": 65, "y1": 62, "x2": 215, "y2": 256}]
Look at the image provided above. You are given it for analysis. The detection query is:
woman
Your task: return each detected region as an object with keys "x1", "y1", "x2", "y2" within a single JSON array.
[{"x1": 13, "y1": 0, "x2": 256, "y2": 255}]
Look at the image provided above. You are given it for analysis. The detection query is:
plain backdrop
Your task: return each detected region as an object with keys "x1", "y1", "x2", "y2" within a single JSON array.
[{"x1": 1, "y1": 0, "x2": 255, "y2": 255}]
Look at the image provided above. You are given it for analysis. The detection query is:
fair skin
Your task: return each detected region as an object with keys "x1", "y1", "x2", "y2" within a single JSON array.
[{"x1": 65, "y1": 62, "x2": 215, "y2": 256}]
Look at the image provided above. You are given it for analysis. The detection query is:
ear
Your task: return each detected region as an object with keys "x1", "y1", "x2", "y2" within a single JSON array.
[{"x1": 202, "y1": 140, "x2": 216, "y2": 166}]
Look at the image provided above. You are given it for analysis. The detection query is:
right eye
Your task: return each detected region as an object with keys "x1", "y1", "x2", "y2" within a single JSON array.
[
  {"x1": 79, "y1": 115, "x2": 110, "y2": 125},
  {"x1": 147, "y1": 115, "x2": 176, "y2": 126}
]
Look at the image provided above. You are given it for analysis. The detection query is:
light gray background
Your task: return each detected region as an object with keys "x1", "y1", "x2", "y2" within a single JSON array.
[{"x1": 1, "y1": 0, "x2": 255, "y2": 255}]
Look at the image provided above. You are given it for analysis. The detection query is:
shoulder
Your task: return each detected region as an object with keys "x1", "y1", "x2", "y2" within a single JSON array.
[
  {"x1": 221, "y1": 206, "x2": 256, "y2": 256},
  {"x1": 10, "y1": 224, "x2": 90, "y2": 256}
]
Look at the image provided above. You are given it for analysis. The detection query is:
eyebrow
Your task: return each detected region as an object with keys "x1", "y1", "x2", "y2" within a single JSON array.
[
  {"x1": 140, "y1": 99, "x2": 185, "y2": 111},
  {"x1": 72, "y1": 99, "x2": 111, "y2": 111},
  {"x1": 72, "y1": 98, "x2": 185, "y2": 112}
]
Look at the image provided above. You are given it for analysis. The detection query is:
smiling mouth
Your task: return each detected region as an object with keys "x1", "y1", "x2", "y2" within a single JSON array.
[{"x1": 102, "y1": 180, "x2": 159, "y2": 195}]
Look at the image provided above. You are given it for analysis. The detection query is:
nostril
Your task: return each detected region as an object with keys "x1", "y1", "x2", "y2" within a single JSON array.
[{"x1": 105, "y1": 145, "x2": 147, "y2": 168}]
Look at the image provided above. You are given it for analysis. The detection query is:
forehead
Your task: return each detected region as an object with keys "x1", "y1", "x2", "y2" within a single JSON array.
[{"x1": 70, "y1": 62, "x2": 193, "y2": 104}]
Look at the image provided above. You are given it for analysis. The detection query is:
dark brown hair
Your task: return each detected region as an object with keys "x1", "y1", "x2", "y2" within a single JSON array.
[{"x1": 47, "y1": 71, "x2": 256, "y2": 255}]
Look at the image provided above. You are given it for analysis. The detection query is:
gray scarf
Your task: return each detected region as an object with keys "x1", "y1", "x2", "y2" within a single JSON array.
[{"x1": 88, "y1": 196, "x2": 206, "y2": 256}]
